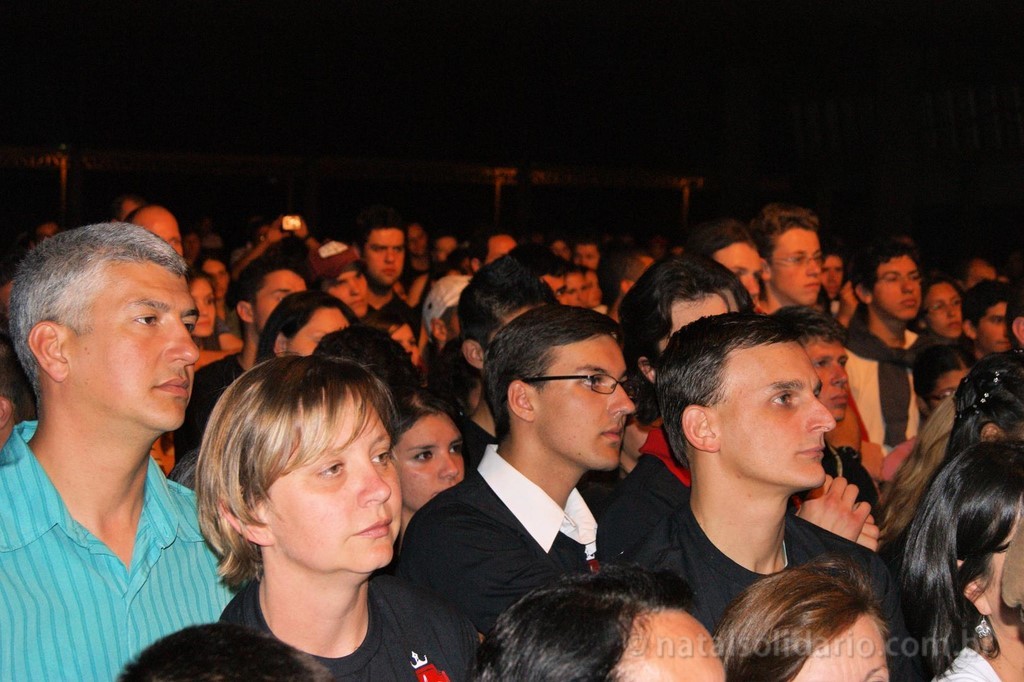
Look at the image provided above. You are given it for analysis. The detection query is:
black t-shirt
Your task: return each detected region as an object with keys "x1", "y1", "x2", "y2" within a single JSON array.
[
  {"x1": 597, "y1": 455, "x2": 687, "y2": 562},
  {"x1": 173, "y1": 353, "x2": 245, "y2": 477},
  {"x1": 397, "y1": 472, "x2": 591, "y2": 634},
  {"x1": 221, "y1": 576, "x2": 477, "y2": 682},
  {"x1": 627, "y1": 487, "x2": 925, "y2": 681}
]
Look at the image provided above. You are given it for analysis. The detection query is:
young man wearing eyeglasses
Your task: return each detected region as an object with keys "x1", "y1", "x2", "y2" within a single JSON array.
[
  {"x1": 749, "y1": 202, "x2": 824, "y2": 314},
  {"x1": 398, "y1": 304, "x2": 635, "y2": 635},
  {"x1": 845, "y1": 239, "x2": 926, "y2": 450}
]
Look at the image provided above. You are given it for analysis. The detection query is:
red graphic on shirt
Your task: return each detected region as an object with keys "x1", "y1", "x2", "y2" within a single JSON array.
[{"x1": 410, "y1": 651, "x2": 451, "y2": 682}]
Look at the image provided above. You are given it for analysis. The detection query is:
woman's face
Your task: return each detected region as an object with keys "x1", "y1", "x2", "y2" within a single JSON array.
[
  {"x1": 921, "y1": 368, "x2": 967, "y2": 418},
  {"x1": 391, "y1": 323, "x2": 422, "y2": 370},
  {"x1": 200, "y1": 258, "x2": 231, "y2": 302},
  {"x1": 278, "y1": 307, "x2": 349, "y2": 357},
  {"x1": 393, "y1": 413, "x2": 464, "y2": 521},
  {"x1": 792, "y1": 615, "x2": 889, "y2": 682},
  {"x1": 923, "y1": 282, "x2": 963, "y2": 340},
  {"x1": 189, "y1": 277, "x2": 216, "y2": 339},
  {"x1": 253, "y1": 413, "x2": 401, "y2": 581}
]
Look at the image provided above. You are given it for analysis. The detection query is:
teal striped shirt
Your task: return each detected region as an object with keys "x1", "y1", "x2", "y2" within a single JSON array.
[{"x1": 0, "y1": 422, "x2": 233, "y2": 681}]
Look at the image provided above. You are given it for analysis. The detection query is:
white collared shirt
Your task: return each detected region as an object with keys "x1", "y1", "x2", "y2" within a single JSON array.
[{"x1": 477, "y1": 444, "x2": 598, "y2": 560}]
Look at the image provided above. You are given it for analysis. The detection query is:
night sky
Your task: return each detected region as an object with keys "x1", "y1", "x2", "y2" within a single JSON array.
[{"x1": 3, "y1": 2, "x2": 1024, "y2": 254}]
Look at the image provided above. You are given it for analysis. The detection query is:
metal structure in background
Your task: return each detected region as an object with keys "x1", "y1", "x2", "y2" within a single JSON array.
[{"x1": 0, "y1": 146, "x2": 704, "y2": 230}]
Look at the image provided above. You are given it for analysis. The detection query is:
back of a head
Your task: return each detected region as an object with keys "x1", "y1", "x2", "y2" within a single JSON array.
[
  {"x1": 620, "y1": 255, "x2": 752, "y2": 423},
  {"x1": 474, "y1": 565, "x2": 694, "y2": 682},
  {"x1": 9, "y1": 222, "x2": 186, "y2": 399},
  {"x1": 507, "y1": 242, "x2": 569, "y2": 279},
  {"x1": 596, "y1": 247, "x2": 651, "y2": 308},
  {"x1": 715, "y1": 555, "x2": 886, "y2": 682},
  {"x1": 899, "y1": 440, "x2": 1024, "y2": 676},
  {"x1": 484, "y1": 304, "x2": 620, "y2": 441},
  {"x1": 458, "y1": 256, "x2": 555, "y2": 348},
  {"x1": 749, "y1": 203, "x2": 820, "y2": 259},
  {"x1": 118, "y1": 623, "x2": 333, "y2": 682},
  {"x1": 656, "y1": 312, "x2": 799, "y2": 465},
  {"x1": 685, "y1": 218, "x2": 755, "y2": 258},
  {"x1": 314, "y1": 325, "x2": 421, "y2": 392},
  {"x1": 948, "y1": 350, "x2": 1024, "y2": 458}
]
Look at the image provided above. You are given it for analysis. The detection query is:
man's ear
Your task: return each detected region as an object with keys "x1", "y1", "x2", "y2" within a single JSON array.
[
  {"x1": 1011, "y1": 316, "x2": 1024, "y2": 348},
  {"x1": 273, "y1": 333, "x2": 289, "y2": 357},
  {"x1": 507, "y1": 380, "x2": 536, "y2": 425},
  {"x1": 220, "y1": 501, "x2": 273, "y2": 547},
  {"x1": 980, "y1": 422, "x2": 1005, "y2": 442},
  {"x1": 236, "y1": 300, "x2": 255, "y2": 326},
  {"x1": 962, "y1": 319, "x2": 979, "y2": 342},
  {"x1": 461, "y1": 338, "x2": 485, "y2": 371},
  {"x1": 27, "y1": 322, "x2": 71, "y2": 385},
  {"x1": 854, "y1": 283, "x2": 872, "y2": 306},
  {"x1": 681, "y1": 405, "x2": 720, "y2": 453},
  {"x1": 638, "y1": 357, "x2": 656, "y2": 384}
]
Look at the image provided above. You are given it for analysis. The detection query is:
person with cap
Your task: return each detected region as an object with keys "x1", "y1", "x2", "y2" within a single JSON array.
[
  {"x1": 310, "y1": 240, "x2": 372, "y2": 320},
  {"x1": 421, "y1": 274, "x2": 471, "y2": 354}
]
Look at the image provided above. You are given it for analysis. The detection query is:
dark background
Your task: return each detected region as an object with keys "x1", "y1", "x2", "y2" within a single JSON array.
[{"x1": 3, "y1": 1, "x2": 1023, "y2": 271}]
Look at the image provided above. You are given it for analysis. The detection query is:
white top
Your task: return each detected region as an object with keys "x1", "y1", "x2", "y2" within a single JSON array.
[
  {"x1": 477, "y1": 444, "x2": 598, "y2": 559},
  {"x1": 845, "y1": 329, "x2": 920, "y2": 451},
  {"x1": 932, "y1": 647, "x2": 1000, "y2": 681}
]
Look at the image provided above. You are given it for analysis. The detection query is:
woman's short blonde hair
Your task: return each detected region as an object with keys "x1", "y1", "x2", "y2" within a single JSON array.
[{"x1": 195, "y1": 355, "x2": 396, "y2": 587}]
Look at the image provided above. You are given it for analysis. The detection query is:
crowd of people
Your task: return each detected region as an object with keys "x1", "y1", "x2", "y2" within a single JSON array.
[{"x1": 0, "y1": 196, "x2": 1023, "y2": 681}]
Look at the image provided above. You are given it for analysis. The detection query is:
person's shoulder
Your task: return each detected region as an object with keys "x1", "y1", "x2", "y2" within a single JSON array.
[
  {"x1": 194, "y1": 354, "x2": 243, "y2": 387},
  {"x1": 371, "y1": 574, "x2": 464, "y2": 616},
  {"x1": 787, "y1": 514, "x2": 880, "y2": 571}
]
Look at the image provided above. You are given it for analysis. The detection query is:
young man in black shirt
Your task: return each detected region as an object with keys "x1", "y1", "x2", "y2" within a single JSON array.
[
  {"x1": 399, "y1": 304, "x2": 635, "y2": 634},
  {"x1": 629, "y1": 312, "x2": 923, "y2": 680}
]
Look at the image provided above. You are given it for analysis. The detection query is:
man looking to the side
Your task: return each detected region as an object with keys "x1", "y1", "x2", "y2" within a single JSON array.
[
  {"x1": 1, "y1": 224, "x2": 231, "y2": 679},
  {"x1": 400, "y1": 304, "x2": 635, "y2": 634},
  {"x1": 628, "y1": 312, "x2": 921, "y2": 679}
]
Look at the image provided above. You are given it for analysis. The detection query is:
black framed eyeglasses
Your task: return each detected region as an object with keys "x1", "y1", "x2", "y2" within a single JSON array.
[{"x1": 520, "y1": 373, "x2": 635, "y2": 399}]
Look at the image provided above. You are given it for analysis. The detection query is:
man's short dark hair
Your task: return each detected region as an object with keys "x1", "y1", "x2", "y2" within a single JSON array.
[
  {"x1": 508, "y1": 243, "x2": 569, "y2": 279},
  {"x1": 772, "y1": 305, "x2": 847, "y2": 347},
  {"x1": 620, "y1": 255, "x2": 752, "y2": 423},
  {"x1": 685, "y1": 218, "x2": 755, "y2": 259},
  {"x1": 849, "y1": 239, "x2": 920, "y2": 292},
  {"x1": 962, "y1": 279, "x2": 1011, "y2": 326},
  {"x1": 657, "y1": 313, "x2": 800, "y2": 465},
  {"x1": 234, "y1": 255, "x2": 306, "y2": 308},
  {"x1": 118, "y1": 623, "x2": 332, "y2": 682},
  {"x1": 749, "y1": 202, "x2": 820, "y2": 259},
  {"x1": 355, "y1": 205, "x2": 404, "y2": 248},
  {"x1": 458, "y1": 256, "x2": 555, "y2": 350},
  {"x1": 596, "y1": 247, "x2": 650, "y2": 308},
  {"x1": 484, "y1": 304, "x2": 620, "y2": 441},
  {"x1": 474, "y1": 565, "x2": 693, "y2": 682}
]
